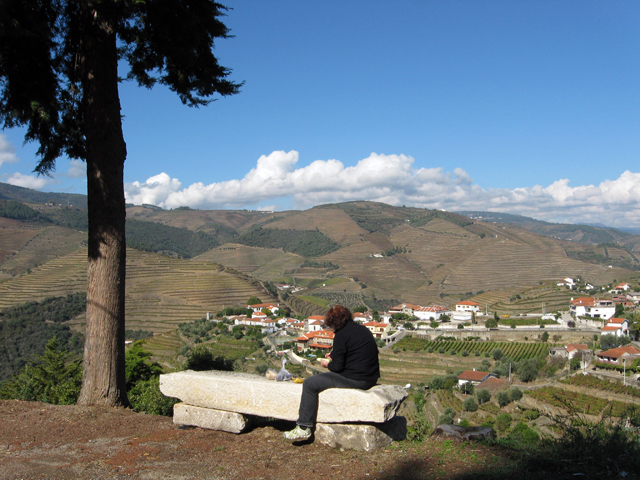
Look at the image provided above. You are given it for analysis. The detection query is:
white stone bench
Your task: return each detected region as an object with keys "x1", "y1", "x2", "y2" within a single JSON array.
[{"x1": 159, "y1": 370, "x2": 408, "y2": 451}]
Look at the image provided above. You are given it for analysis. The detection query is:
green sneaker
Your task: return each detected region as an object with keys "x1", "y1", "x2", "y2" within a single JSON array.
[{"x1": 283, "y1": 425, "x2": 312, "y2": 441}]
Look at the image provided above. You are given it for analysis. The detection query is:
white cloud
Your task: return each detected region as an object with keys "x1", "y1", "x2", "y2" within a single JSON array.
[
  {"x1": 0, "y1": 134, "x2": 19, "y2": 168},
  {"x1": 123, "y1": 150, "x2": 640, "y2": 228},
  {"x1": 3, "y1": 172, "x2": 52, "y2": 190},
  {"x1": 66, "y1": 159, "x2": 86, "y2": 178}
]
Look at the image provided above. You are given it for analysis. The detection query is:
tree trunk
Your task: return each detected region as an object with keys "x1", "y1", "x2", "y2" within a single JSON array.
[{"x1": 76, "y1": 1, "x2": 128, "y2": 407}]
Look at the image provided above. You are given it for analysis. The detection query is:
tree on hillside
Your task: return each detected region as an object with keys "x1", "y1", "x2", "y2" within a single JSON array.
[{"x1": 0, "y1": 0, "x2": 241, "y2": 406}]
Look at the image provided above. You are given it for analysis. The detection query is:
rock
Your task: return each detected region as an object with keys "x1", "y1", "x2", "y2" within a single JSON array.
[
  {"x1": 160, "y1": 370, "x2": 407, "y2": 423},
  {"x1": 173, "y1": 403, "x2": 250, "y2": 433},
  {"x1": 432, "y1": 423, "x2": 495, "y2": 441},
  {"x1": 315, "y1": 416, "x2": 407, "y2": 451}
]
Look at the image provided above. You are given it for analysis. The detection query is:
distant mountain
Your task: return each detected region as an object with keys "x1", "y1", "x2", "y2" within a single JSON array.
[
  {"x1": 0, "y1": 182, "x2": 87, "y2": 210},
  {"x1": 457, "y1": 210, "x2": 639, "y2": 248}
]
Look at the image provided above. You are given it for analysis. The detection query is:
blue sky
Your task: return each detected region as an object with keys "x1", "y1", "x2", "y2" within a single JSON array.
[{"x1": 1, "y1": 1, "x2": 639, "y2": 227}]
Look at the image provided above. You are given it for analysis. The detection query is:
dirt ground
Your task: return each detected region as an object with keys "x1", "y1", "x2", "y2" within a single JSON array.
[{"x1": 0, "y1": 400, "x2": 511, "y2": 480}]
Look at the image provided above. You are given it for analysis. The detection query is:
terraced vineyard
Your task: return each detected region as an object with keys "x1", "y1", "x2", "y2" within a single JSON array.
[
  {"x1": 527, "y1": 386, "x2": 637, "y2": 417},
  {"x1": 0, "y1": 247, "x2": 273, "y2": 333},
  {"x1": 394, "y1": 337, "x2": 550, "y2": 362}
]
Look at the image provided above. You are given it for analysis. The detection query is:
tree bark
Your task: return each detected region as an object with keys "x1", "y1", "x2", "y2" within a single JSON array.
[{"x1": 76, "y1": 1, "x2": 128, "y2": 407}]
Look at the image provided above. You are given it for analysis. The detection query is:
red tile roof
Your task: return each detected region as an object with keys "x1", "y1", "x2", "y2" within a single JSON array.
[
  {"x1": 566, "y1": 344, "x2": 589, "y2": 352},
  {"x1": 458, "y1": 370, "x2": 490, "y2": 382},
  {"x1": 598, "y1": 346, "x2": 640, "y2": 358}
]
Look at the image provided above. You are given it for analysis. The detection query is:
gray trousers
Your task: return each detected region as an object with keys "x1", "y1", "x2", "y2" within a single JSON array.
[{"x1": 297, "y1": 372, "x2": 376, "y2": 428}]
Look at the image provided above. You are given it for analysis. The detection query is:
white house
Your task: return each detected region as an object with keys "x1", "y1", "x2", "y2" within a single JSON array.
[
  {"x1": 414, "y1": 305, "x2": 451, "y2": 321},
  {"x1": 457, "y1": 370, "x2": 495, "y2": 386},
  {"x1": 247, "y1": 303, "x2": 280, "y2": 314},
  {"x1": 602, "y1": 317, "x2": 630, "y2": 337},
  {"x1": 455, "y1": 301, "x2": 480, "y2": 313},
  {"x1": 362, "y1": 321, "x2": 391, "y2": 339},
  {"x1": 306, "y1": 315, "x2": 325, "y2": 332},
  {"x1": 570, "y1": 297, "x2": 615, "y2": 320},
  {"x1": 557, "y1": 277, "x2": 575, "y2": 288}
]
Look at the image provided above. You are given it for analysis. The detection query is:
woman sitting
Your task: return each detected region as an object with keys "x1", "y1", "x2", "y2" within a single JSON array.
[{"x1": 284, "y1": 305, "x2": 380, "y2": 441}]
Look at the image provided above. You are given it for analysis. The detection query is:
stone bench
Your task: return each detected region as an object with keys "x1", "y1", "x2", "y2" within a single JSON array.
[{"x1": 159, "y1": 370, "x2": 408, "y2": 451}]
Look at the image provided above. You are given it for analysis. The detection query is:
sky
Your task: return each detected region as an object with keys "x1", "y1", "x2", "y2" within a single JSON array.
[{"x1": 1, "y1": 1, "x2": 639, "y2": 228}]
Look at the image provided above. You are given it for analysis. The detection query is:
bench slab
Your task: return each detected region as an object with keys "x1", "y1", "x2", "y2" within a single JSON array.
[{"x1": 160, "y1": 370, "x2": 407, "y2": 423}]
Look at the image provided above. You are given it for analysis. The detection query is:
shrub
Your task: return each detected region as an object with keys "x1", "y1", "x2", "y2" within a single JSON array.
[
  {"x1": 522, "y1": 409, "x2": 540, "y2": 421},
  {"x1": 509, "y1": 386, "x2": 523, "y2": 402},
  {"x1": 185, "y1": 345, "x2": 234, "y2": 371},
  {"x1": 450, "y1": 350, "x2": 457, "y2": 355},
  {"x1": 428, "y1": 376, "x2": 446, "y2": 390},
  {"x1": 458, "y1": 418, "x2": 471, "y2": 428},
  {"x1": 128, "y1": 377, "x2": 178, "y2": 416},
  {"x1": 517, "y1": 358, "x2": 539, "y2": 382},
  {"x1": 495, "y1": 412, "x2": 512, "y2": 432},
  {"x1": 480, "y1": 415, "x2": 495, "y2": 428},
  {"x1": 462, "y1": 350, "x2": 469, "y2": 357},
  {"x1": 460, "y1": 382, "x2": 475, "y2": 396},
  {"x1": 505, "y1": 422, "x2": 540, "y2": 449},
  {"x1": 475, "y1": 351, "x2": 480, "y2": 356},
  {"x1": 439, "y1": 407, "x2": 455, "y2": 425},
  {"x1": 463, "y1": 397, "x2": 478, "y2": 412},
  {"x1": 0, "y1": 337, "x2": 81, "y2": 405},
  {"x1": 406, "y1": 389, "x2": 431, "y2": 442},
  {"x1": 497, "y1": 391, "x2": 511, "y2": 407},
  {"x1": 427, "y1": 347, "x2": 433, "y2": 353},
  {"x1": 492, "y1": 348, "x2": 504, "y2": 361},
  {"x1": 476, "y1": 388, "x2": 491, "y2": 404},
  {"x1": 438, "y1": 348, "x2": 445, "y2": 354}
]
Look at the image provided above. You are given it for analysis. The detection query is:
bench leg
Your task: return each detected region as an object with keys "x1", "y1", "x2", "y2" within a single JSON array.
[{"x1": 173, "y1": 403, "x2": 251, "y2": 434}]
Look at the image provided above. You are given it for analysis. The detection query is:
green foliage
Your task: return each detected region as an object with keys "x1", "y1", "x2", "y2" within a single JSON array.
[
  {"x1": 438, "y1": 407, "x2": 456, "y2": 425},
  {"x1": 517, "y1": 358, "x2": 540, "y2": 382},
  {"x1": 496, "y1": 391, "x2": 511, "y2": 407},
  {"x1": 463, "y1": 396, "x2": 478, "y2": 412},
  {"x1": 406, "y1": 388, "x2": 431, "y2": 442},
  {"x1": 541, "y1": 331, "x2": 549, "y2": 342},
  {"x1": 179, "y1": 317, "x2": 220, "y2": 341},
  {"x1": 0, "y1": 200, "x2": 51, "y2": 223},
  {"x1": 494, "y1": 412, "x2": 512, "y2": 432},
  {"x1": 125, "y1": 342, "x2": 163, "y2": 389},
  {"x1": 0, "y1": 337, "x2": 82, "y2": 404},
  {"x1": 492, "y1": 348, "x2": 504, "y2": 361},
  {"x1": 247, "y1": 297, "x2": 262, "y2": 306},
  {"x1": 185, "y1": 345, "x2": 234, "y2": 371},
  {"x1": 0, "y1": 293, "x2": 86, "y2": 381},
  {"x1": 509, "y1": 386, "x2": 523, "y2": 401},
  {"x1": 504, "y1": 422, "x2": 540, "y2": 449},
  {"x1": 299, "y1": 260, "x2": 339, "y2": 270},
  {"x1": 476, "y1": 388, "x2": 491, "y2": 405},
  {"x1": 600, "y1": 333, "x2": 631, "y2": 350},
  {"x1": 126, "y1": 219, "x2": 219, "y2": 258},
  {"x1": 125, "y1": 330, "x2": 154, "y2": 342},
  {"x1": 522, "y1": 409, "x2": 540, "y2": 421},
  {"x1": 128, "y1": 376, "x2": 178, "y2": 416},
  {"x1": 236, "y1": 227, "x2": 339, "y2": 257},
  {"x1": 460, "y1": 382, "x2": 474, "y2": 396}
]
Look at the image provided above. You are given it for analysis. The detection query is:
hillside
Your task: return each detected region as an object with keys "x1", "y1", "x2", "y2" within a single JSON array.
[{"x1": 2, "y1": 182, "x2": 640, "y2": 316}]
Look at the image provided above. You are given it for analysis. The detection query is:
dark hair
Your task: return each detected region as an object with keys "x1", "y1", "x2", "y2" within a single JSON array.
[{"x1": 324, "y1": 305, "x2": 352, "y2": 331}]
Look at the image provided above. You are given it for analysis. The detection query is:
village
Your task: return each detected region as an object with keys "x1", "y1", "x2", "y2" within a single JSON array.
[{"x1": 216, "y1": 277, "x2": 640, "y2": 387}]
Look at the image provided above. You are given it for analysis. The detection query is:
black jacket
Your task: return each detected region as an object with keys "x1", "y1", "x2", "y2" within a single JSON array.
[{"x1": 328, "y1": 320, "x2": 380, "y2": 383}]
